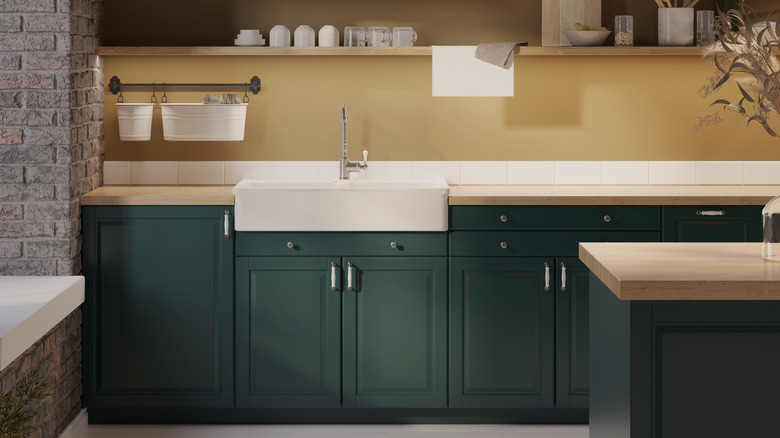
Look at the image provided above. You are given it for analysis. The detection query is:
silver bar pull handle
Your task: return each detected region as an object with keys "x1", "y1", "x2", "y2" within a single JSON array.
[
  {"x1": 561, "y1": 262, "x2": 567, "y2": 292},
  {"x1": 331, "y1": 262, "x2": 337, "y2": 291},
  {"x1": 697, "y1": 210, "x2": 726, "y2": 216},
  {"x1": 224, "y1": 210, "x2": 230, "y2": 239},
  {"x1": 347, "y1": 262, "x2": 354, "y2": 291},
  {"x1": 544, "y1": 262, "x2": 550, "y2": 292}
]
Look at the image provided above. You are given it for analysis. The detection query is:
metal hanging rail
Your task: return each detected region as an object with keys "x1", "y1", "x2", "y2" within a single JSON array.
[{"x1": 108, "y1": 75, "x2": 262, "y2": 96}]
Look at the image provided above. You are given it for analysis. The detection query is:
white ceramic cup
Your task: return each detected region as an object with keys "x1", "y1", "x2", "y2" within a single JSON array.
[
  {"x1": 367, "y1": 26, "x2": 392, "y2": 47},
  {"x1": 294, "y1": 25, "x2": 315, "y2": 47},
  {"x1": 392, "y1": 27, "x2": 417, "y2": 47},
  {"x1": 344, "y1": 26, "x2": 366, "y2": 47},
  {"x1": 318, "y1": 25, "x2": 340, "y2": 47},
  {"x1": 270, "y1": 25, "x2": 291, "y2": 47},
  {"x1": 658, "y1": 8, "x2": 694, "y2": 46}
]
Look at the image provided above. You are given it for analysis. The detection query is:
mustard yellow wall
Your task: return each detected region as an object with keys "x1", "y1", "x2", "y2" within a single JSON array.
[{"x1": 103, "y1": 55, "x2": 780, "y2": 161}]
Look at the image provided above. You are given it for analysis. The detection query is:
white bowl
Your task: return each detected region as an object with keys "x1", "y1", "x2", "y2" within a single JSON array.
[
  {"x1": 562, "y1": 30, "x2": 611, "y2": 46},
  {"x1": 234, "y1": 38, "x2": 265, "y2": 46}
]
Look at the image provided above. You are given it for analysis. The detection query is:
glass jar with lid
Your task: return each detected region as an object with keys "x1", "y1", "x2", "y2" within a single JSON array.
[{"x1": 763, "y1": 195, "x2": 780, "y2": 261}]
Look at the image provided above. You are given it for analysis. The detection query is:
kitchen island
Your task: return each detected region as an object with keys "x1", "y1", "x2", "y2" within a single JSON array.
[{"x1": 580, "y1": 242, "x2": 780, "y2": 438}]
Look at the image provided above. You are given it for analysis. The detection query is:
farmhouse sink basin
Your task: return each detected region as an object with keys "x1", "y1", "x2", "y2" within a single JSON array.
[{"x1": 232, "y1": 178, "x2": 450, "y2": 231}]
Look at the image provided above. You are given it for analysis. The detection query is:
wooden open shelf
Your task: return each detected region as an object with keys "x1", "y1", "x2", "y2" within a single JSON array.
[{"x1": 96, "y1": 46, "x2": 715, "y2": 57}]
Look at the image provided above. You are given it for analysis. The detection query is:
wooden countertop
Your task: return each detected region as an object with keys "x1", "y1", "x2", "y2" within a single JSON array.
[
  {"x1": 579, "y1": 242, "x2": 780, "y2": 300},
  {"x1": 81, "y1": 185, "x2": 780, "y2": 206},
  {"x1": 448, "y1": 185, "x2": 780, "y2": 205}
]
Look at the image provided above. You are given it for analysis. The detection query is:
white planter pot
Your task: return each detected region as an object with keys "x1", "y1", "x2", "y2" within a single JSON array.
[
  {"x1": 160, "y1": 103, "x2": 248, "y2": 141},
  {"x1": 658, "y1": 8, "x2": 694, "y2": 46},
  {"x1": 116, "y1": 103, "x2": 154, "y2": 141}
]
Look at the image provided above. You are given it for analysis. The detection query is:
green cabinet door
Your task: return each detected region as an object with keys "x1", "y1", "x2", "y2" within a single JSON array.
[
  {"x1": 235, "y1": 257, "x2": 341, "y2": 408},
  {"x1": 342, "y1": 257, "x2": 448, "y2": 408},
  {"x1": 662, "y1": 206, "x2": 763, "y2": 242},
  {"x1": 449, "y1": 257, "x2": 555, "y2": 408},
  {"x1": 555, "y1": 257, "x2": 589, "y2": 408},
  {"x1": 82, "y1": 206, "x2": 233, "y2": 408}
]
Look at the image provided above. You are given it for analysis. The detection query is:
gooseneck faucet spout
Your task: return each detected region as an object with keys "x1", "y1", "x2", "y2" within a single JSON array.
[{"x1": 338, "y1": 104, "x2": 367, "y2": 180}]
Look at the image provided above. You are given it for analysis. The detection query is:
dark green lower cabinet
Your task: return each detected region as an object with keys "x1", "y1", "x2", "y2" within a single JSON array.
[
  {"x1": 235, "y1": 257, "x2": 341, "y2": 408},
  {"x1": 82, "y1": 206, "x2": 234, "y2": 408},
  {"x1": 662, "y1": 206, "x2": 763, "y2": 242},
  {"x1": 555, "y1": 257, "x2": 589, "y2": 408},
  {"x1": 449, "y1": 257, "x2": 555, "y2": 408},
  {"x1": 236, "y1": 254, "x2": 447, "y2": 408}
]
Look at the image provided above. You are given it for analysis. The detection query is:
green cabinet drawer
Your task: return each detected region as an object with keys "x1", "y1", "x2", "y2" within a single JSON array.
[
  {"x1": 236, "y1": 232, "x2": 447, "y2": 257},
  {"x1": 450, "y1": 206, "x2": 661, "y2": 231},
  {"x1": 449, "y1": 230, "x2": 661, "y2": 257},
  {"x1": 662, "y1": 205, "x2": 763, "y2": 242}
]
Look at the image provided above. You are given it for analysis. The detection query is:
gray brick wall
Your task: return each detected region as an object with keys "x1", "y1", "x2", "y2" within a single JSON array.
[{"x1": 0, "y1": 0, "x2": 104, "y2": 435}]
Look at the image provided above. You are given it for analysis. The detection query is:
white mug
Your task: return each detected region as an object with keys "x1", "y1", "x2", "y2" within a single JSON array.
[
  {"x1": 367, "y1": 26, "x2": 392, "y2": 47},
  {"x1": 270, "y1": 25, "x2": 291, "y2": 47},
  {"x1": 344, "y1": 26, "x2": 366, "y2": 47},
  {"x1": 392, "y1": 27, "x2": 417, "y2": 47}
]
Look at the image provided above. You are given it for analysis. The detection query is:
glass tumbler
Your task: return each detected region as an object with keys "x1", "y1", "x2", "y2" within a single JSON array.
[
  {"x1": 697, "y1": 10, "x2": 715, "y2": 46},
  {"x1": 344, "y1": 26, "x2": 366, "y2": 47},
  {"x1": 367, "y1": 27, "x2": 392, "y2": 47},
  {"x1": 615, "y1": 15, "x2": 634, "y2": 46}
]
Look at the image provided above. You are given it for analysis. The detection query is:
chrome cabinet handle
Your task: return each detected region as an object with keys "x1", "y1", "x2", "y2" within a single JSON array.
[
  {"x1": 330, "y1": 262, "x2": 337, "y2": 291},
  {"x1": 347, "y1": 262, "x2": 354, "y2": 291},
  {"x1": 500, "y1": 241, "x2": 508, "y2": 249},
  {"x1": 224, "y1": 210, "x2": 230, "y2": 239},
  {"x1": 603, "y1": 215, "x2": 612, "y2": 223},
  {"x1": 390, "y1": 241, "x2": 398, "y2": 249},
  {"x1": 544, "y1": 262, "x2": 550, "y2": 292},
  {"x1": 697, "y1": 210, "x2": 726, "y2": 216},
  {"x1": 560, "y1": 262, "x2": 567, "y2": 292},
  {"x1": 287, "y1": 241, "x2": 295, "y2": 249},
  {"x1": 500, "y1": 214, "x2": 508, "y2": 222}
]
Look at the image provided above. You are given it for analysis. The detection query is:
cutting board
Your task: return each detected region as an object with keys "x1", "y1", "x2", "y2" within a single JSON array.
[{"x1": 542, "y1": 0, "x2": 602, "y2": 46}]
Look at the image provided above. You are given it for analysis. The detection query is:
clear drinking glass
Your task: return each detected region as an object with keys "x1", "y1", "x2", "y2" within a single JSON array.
[
  {"x1": 697, "y1": 10, "x2": 715, "y2": 46},
  {"x1": 392, "y1": 27, "x2": 418, "y2": 47},
  {"x1": 344, "y1": 26, "x2": 366, "y2": 47},
  {"x1": 615, "y1": 15, "x2": 634, "y2": 46},
  {"x1": 367, "y1": 27, "x2": 392, "y2": 47}
]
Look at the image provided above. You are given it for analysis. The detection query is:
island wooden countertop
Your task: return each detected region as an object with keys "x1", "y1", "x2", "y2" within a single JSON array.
[
  {"x1": 81, "y1": 185, "x2": 780, "y2": 206},
  {"x1": 579, "y1": 242, "x2": 780, "y2": 300}
]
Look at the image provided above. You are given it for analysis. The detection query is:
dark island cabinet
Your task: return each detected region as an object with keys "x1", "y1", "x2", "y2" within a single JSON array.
[
  {"x1": 82, "y1": 206, "x2": 234, "y2": 409},
  {"x1": 235, "y1": 232, "x2": 448, "y2": 409}
]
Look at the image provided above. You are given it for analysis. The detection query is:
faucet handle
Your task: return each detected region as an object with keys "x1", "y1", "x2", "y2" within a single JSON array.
[{"x1": 362, "y1": 147, "x2": 368, "y2": 164}]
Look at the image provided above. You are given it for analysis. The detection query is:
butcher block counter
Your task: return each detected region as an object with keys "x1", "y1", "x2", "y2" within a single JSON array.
[{"x1": 583, "y1": 242, "x2": 780, "y2": 438}]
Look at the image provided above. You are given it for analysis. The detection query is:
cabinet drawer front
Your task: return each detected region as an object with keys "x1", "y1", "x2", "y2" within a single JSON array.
[
  {"x1": 450, "y1": 206, "x2": 661, "y2": 231},
  {"x1": 236, "y1": 232, "x2": 447, "y2": 257},
  {"x1": 449, "y1": 231, "x2": 661, "y2": 256},
  {"x1": 662, "y1": 205, "x2": 763, "y2": 242}
]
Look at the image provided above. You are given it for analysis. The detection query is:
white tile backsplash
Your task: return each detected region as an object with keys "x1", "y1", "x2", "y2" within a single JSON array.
[
  {"x1": 554, "y1": 161, "x2": 601, "y2": 185},
  {"x1": 743, "y1": 162, "x2": 780, "y2": 185},
  {"x1": 507, "y1": 161, "x2": 554, "y2": 185},
  {"x1": 648, "y1": 161, "x2": 696, "y2": 185},
  {"x1": 695, "y1": 161, "x2": 743, "y2": 185},
  {"x1": 104, "y1": 160, "x2": 780, "y2": 186},
  {"x1": 460, "y1": 161, "x2": 507, "y2": 185},
  {"x1": 177, "y1": 162, "x2": 224, "y2": 185},
  {"x1": 103, "y1": 161, "x2": 130, "y2": 185},
  {"x1": 130, "y1": 162, "x2": 177, "y2": 185},
  {"x1": 601, "y1": 162, "x2": 649, "y2": 185}
]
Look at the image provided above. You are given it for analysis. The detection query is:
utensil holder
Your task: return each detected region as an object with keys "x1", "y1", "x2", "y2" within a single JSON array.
[
  {"x1": 116, "y1": 103, "x2": 154, "y2": 141},
  {"x1": 161, "y1": 103, "x2": 248, "y2": 141},
  {"x1": 658, "y1": 8, "x2": 694, "y2": 46}
]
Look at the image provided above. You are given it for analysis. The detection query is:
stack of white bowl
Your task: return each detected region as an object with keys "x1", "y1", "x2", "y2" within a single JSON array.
[
  {"x1": 270, "y1": 25, "x2": 291, "y2": 47},
  {"x1": 318, "y1": 25, "x2": 339, "y2": 47},
  {"x1": 294, "y1": 25, "x2": 315, "y2": 47},
  {"x1": 234, "y1": 29, "x2": 265, "y2": 46}
]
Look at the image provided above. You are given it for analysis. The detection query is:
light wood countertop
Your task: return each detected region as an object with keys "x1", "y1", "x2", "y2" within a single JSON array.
[
  {"x1": 80, "y1": 186, "x2": 234, "y2": 205},
  {"x1": 449, "y1": 185, "x2": 780, "y2": 205},
  {"x1": 579, "y1": 242, "x2": 780, "y2": 300},
  {"x1": 80, "y1": 185, "x2": 780, "y2": 206}
]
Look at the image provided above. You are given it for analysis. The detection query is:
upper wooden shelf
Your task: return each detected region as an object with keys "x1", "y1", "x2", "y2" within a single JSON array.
[{"x1": 96, "y1": 46, "x2": 712, "y2": 57}]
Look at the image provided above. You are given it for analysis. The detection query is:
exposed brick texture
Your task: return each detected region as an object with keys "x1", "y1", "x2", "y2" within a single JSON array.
[{"x1": 0, "y1": 0, "x2": 104, "y2": 436}]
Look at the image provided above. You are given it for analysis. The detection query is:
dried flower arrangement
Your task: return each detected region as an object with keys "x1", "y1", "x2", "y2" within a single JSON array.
[{"x1": 697, "y1": 6, "x2": 780, "y2": 137}]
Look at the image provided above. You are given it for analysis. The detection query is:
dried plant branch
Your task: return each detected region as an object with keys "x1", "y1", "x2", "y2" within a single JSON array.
[{"x1": 699, "y1": 6, "x2": 780, "y2": 137}]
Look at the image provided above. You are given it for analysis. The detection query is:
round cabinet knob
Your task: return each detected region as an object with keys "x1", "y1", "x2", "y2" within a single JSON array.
[
  {"x1": 390, "y1": 241, "x2": 398, "y2": 249},
  {"x1": 500, "y1": 215, "x2": 508, "y2": 222},
  {"x1": 603, "y1": 215, "x2": 612, "y2": 223},
  {"x1": 287, "y1": 241, "x2": 295, "y2": 249},
  {"x1": 500, "y1": 241, "x2": 508, "y2": 249}
]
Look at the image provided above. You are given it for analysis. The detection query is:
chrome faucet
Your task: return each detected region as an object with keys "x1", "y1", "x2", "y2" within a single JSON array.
[{"x1": 339, "y1": 104, "x2": 367, "y2": 180}]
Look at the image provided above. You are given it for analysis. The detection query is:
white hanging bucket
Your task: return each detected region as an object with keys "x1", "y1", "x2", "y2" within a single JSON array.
[
  {"x1": 116, "y1": 103, "x2": 154, "y2": 141},
  {"x1": 160, "y1": 103, "x2": 248, "y2": 141}
]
